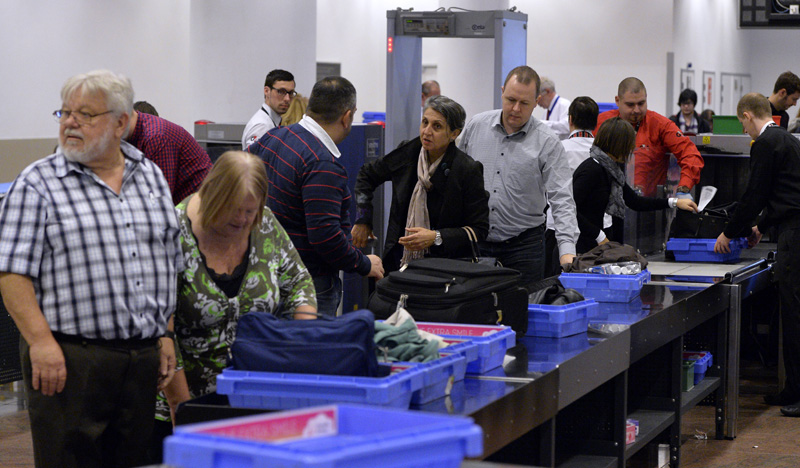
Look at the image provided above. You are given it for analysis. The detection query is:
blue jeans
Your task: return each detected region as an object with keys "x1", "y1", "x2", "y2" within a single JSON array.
[
  {"x1": 313, "y1": 274, "x2": 343, "y2": 317},
  {"x1": 479, "y1": 225, "x2": 545, "y2": 290}
]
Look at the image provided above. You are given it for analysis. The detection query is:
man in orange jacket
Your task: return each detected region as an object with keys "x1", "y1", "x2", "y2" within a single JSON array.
[{"x1": 596, "y1": 77, "x2": 704, "y2": 198}]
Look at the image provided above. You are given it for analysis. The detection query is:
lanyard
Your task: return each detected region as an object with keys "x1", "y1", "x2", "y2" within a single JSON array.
[{"x1": 546, "y1": 96, "x2": 560, "y2": 120}]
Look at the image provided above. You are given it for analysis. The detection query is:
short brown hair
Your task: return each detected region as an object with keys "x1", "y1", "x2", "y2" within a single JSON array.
[
  {"x1": 736, "y1": 93, "x2": 771, "y2": 120},
  {"x1": 772, "y1": 71, "x2": 800, "y2": 95},
  {"x1": 618, "y1": 77, "x2": 646, "y2": 97},
  {"x1": 593, "y1": 117, "x2": 637, "y2": 163},
  {"x1": 198, "y1": 151, "x2": 268, "y2": 230},
  {"x1": 503, "y1": 66, "x2": 540, "y2": 96}
]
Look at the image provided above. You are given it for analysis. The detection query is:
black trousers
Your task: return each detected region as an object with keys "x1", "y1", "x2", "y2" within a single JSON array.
[
  {"x1": 21, "y1": 334, "x2": 160, "y2": 468},
  {"x1": 775, "y1": 227, "x2": 800, "y2": 395}
]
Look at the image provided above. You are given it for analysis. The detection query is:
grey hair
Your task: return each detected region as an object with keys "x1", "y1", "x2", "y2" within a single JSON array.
[
  {"x1": 423, "y1": 95, "x2": 466, "y2": 132},
  {"x1": 61, "y1": 69, "x2": 134, "y2": 117},
  {"x1": 539, "y1": 77, "x2": 555, "y2": 93}
]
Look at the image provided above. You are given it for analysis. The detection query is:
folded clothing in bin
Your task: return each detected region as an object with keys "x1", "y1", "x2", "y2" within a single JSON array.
[{"x1": 164, "y1": 404, "x2": 483, "y2": 468}]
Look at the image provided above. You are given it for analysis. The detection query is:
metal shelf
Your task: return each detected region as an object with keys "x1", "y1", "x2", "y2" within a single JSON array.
[
  {"x1": 557, "y1": 455, "x2": 618, "y2": 468},
  {"x1": 680, "y1": 376, "x2": 721, "y2": 415},
  {"x1": 624, "y1": 409, "x2": 675, "y2": 460}
]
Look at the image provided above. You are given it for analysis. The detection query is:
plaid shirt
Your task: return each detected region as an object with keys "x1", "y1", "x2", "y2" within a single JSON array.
[
  {"x1": 127, "y1": 112, "x2": 212, "y2": 204},
  {"x1": 0, "y1": 142, "x2": 182, "y2": 340}
]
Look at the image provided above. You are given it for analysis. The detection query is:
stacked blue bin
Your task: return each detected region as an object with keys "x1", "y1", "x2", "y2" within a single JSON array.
[
  {"x1": 164, "y1": 404, "x2": 483, "y2": 468},
  {"x1": 415, "y1": 323, "x2": 516, "y2": 375},
  {"x1": 525, "y1": 300, "x2": 598, "y2": 338}
]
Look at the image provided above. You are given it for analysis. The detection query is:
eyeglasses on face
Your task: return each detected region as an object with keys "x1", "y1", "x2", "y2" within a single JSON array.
[
  {"x1": 270, "y1": 87, "x2": 297, "y2": 98},
  {"x1": 53, "y1": 109, "x2": 113, "y2": 125}
]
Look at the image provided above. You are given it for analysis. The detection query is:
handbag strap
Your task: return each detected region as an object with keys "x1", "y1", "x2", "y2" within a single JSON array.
[{"x1": 462, "y1": 226, "x2": 480, "y2": 262}]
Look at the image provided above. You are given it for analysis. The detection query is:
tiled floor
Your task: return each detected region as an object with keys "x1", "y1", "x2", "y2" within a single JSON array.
[{"x1": 1, "y1": 379, "x2": 799, "y2": 467}]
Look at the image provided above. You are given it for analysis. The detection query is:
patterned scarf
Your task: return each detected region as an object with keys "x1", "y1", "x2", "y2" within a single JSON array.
[
  {"x1": 590, "y1": 145, "x2": 627, "y2": 218},
  {"x1": 401, "y1": 146, "x2": 444, "y2": 267}
]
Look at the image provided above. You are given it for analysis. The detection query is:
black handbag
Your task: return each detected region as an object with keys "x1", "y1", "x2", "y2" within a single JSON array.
[
  {"x1": 230, "y1": 310, "x2": 381, "y2": 377},
  {"x1": 669, "y1": 202, "x2": 752, "y2": 239},
  {"x1": 461, "y1": 226, "x2": 501, "y2": 267}
]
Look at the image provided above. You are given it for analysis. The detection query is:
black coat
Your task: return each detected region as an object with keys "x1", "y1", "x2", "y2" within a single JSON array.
[
  {"x1": 669, "y1": 111, "x2": 711, "y2": 134},
  {"x1": 355, "y1": 138, "x2": 490, "y2": 272}
]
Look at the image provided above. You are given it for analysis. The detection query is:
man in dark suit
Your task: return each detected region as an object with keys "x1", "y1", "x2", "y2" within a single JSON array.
[{"x1": 714, "y1": 93, "x2": 800, "y2": 416}]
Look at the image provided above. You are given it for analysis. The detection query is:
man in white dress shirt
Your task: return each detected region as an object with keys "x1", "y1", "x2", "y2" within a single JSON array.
[
  {"x1": 242, "y1": 69, "x2": 296, "y2": 149},
  {"x1": 537, "y1": 77, "x2": 571, "y2": 139}
]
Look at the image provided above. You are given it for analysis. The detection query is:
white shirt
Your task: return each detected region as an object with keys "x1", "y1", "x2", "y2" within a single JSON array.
[
  {"x1": 242, "y1": 103, "x2": 282, "y2": 149},
  {"x1": 540, "y1": 95, "x2": 571, "y2": 138},
  {"x1": 298, "y1": 114, "x2": 341, "y2": 158},
  {"x1": 546, "y1": 130, "x2": 603, "y2": 231}
]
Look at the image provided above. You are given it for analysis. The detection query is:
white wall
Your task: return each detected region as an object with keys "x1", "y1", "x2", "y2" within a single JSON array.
[
  {"x1": 671, "y1": 0, "x2": 751, "y2": 117},
  {"x1": 318, "y1": 0, "x2": 675, "y2": 124},
  {"x1": 0, "y1": 0, "x2": 316, "y2": 139},
  {"x1": 518, "y1": 0, "x2": 675, "y2": 119}
]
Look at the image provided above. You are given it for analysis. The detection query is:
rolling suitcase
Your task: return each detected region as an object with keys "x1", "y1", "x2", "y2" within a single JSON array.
[{"x1": 368, "y1": 258, "x2": 528, "y2": 334}]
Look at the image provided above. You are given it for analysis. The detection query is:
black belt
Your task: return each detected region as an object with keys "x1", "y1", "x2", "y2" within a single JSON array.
[
  {"x1": 486, "y1": 225, "x2": 544, "y2": 245},
  {"x1": 52, "y1": 331, "x2": 159, "y2": 350}
]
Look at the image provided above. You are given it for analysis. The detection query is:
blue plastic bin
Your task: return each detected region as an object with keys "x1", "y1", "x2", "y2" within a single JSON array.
[
  {"x1": 559, "y1": 270, "x2": 650, "y2": 303},
  {"x1": 527, "y1": 299, "x2": 598, "y2": 323},
  {"x1": 362, "y1": 111, "x2": 386, "y2": 123},
  {"x1": 522, "y1": 333, "x2": 589, "y2": 371},
  {"x1": 416, "y1": 323, "x2": 516, "y2": 374},
  {"x1": 589, "y1": 297, "x2": 647, "y2": 325},
  {"x1": 216, "y1": 364, "x2": 425, "y2": 410},
  {"x1": 526, "y1": 300, "x2": 596, "y2": 338},
  {"x1": 667, "y1": 237, "x2": 748, "y2": 263},
  {"x1": 683, "y1": 351, "x2": 713, "y2": 384},
  {"x1": 164, "y1": 404, "x2": 483, "y2": 468},
  {"x1": 390, "y1": 353, "x2": 466, "y2": 405}
]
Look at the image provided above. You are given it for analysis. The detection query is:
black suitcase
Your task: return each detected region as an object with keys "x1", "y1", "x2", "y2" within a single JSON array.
[{"x1": 367, "y1": 258, "x2": 528, "y2": 334}]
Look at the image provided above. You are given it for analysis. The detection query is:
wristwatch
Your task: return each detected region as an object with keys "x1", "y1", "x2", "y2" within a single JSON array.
[
  {"x1": 433, "y1": 230, "x2": 443, "y2": 246},
  {"x1": 676, "y1": 185, "x2": 690, "y2": 193},
  {"x1": 163, "y1": 330, "x2": 176, "y2": 340}
]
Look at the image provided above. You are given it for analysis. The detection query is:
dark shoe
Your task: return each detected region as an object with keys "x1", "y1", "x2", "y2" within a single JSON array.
[
  {"x1": 764, "y1": 390, "x2": 800, "y2": 406},
  {"x1": 780, "y1": 402, "x2": 800, "y2": 417}
]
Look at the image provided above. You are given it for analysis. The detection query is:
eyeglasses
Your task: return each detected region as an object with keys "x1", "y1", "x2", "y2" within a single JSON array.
[
  {"x1": 270, "y1": 87, "x2": 297, "y2": 98},
  {"x1": 53, "y1": 109, "x2": 113, "y2": 125}
]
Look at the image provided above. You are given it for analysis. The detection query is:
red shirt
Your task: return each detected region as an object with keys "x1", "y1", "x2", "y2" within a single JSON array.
[
  {"x1": 127, "y1": 112, "x2": 212, "y2": 204},
  {"x1": 596, "y1": 110, "x2": 703, "y2": 197}
]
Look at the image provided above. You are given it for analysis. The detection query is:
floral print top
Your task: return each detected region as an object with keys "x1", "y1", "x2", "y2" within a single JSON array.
[{"x1": 155, "y1": 195, "x2": 316, "y2": 421}]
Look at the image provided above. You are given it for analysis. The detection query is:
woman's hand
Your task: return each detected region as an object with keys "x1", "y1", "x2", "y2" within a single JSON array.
[
  {"x1": 351, "y1": 224, "x2": 374, "y2": 248},
  {"x1": 398, "y1": 227, "x2": 436, "y2": 251},
  {"x1": 676, "y1": 199, "x2": 699, "y2": 213}
]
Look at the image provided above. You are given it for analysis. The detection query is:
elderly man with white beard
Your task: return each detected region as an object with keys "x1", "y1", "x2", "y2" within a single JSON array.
[{"x1": 0, "y1": 69, "x2": 182, "y2": 468}]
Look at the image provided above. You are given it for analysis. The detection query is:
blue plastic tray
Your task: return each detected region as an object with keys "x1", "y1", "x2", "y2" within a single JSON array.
[
  {"x1": 559, "y1": 270, "x2": 651, "y2": 303},
  {"x1": 683, "y1": 351, "x2": 713, "y2": 384},
  {"x1": 217, "y1": 365, "x2": 425, "y2": 410},
  {"x1": 391, "y1": 353, "x2": 466, "y2": 405},
  {"x1": 667, "y1": 237, "x2": 748, "y2": 263},
  {"x1": 589, "y1": 297, "x2": 648, "y2": 325},
  {"x1": 526, "y1": 316, "x2": 588, "y2": 338},
  {"x1": 527, "y1": 299, "x2": 598, "y2": 324},
  {"x1": 164, "y1": 404, "x2": 483, "y2": 468},
  {"x1": 522, "y1": 333, "x2": 590, "y2": 367},
  {"x1": 416, "y1": 323, "x2": 516, "y2": 374}
]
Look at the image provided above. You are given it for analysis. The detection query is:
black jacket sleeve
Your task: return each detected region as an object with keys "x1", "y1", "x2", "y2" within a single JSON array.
[
  {"x1": 622, "y1": 184, "x2": 670, "y2": 211},
  {"x1": 354, "y1": 155, "x2": 394, "y2": 228}
]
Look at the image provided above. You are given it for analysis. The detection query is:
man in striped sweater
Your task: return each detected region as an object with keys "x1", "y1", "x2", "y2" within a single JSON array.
[{"x1": 248, "y1": 76, "x2": 384, "y2": 316}]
